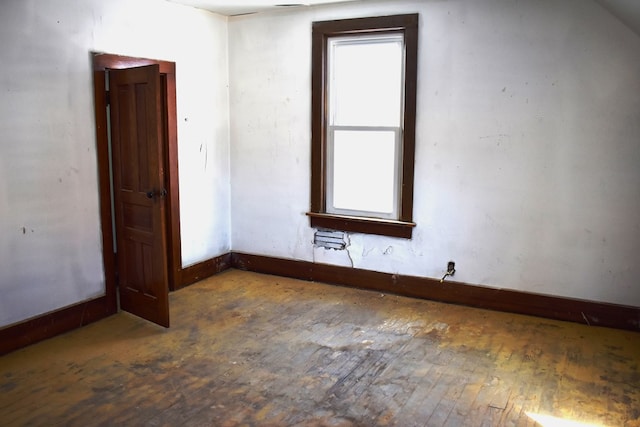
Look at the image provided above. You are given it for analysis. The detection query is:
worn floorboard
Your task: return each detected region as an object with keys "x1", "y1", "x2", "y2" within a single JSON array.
[{"x1": 0, "y1": 270, "x2": 639, "y2": 426}]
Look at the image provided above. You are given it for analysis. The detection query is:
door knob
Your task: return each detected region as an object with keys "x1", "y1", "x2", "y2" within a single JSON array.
[{"x1": 146, "y1": 189, "x2": 167, "y2": 199}]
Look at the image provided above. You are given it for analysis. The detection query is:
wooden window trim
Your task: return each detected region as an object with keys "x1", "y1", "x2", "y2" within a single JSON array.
[
  {"x1": 306, "y1": 212, "x2": 415, "y2": 239},
  {"x1": 309, "y1": 14, "x2": 419, "y2": 239}
]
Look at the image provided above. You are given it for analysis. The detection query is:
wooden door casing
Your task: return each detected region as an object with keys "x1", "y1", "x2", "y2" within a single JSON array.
[{"x1": 93, "y1": 54, "x2": 181, "y2": 325}]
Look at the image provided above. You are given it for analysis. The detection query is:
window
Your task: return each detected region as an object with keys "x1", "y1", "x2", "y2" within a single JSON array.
[{"x1": 308, "y1": 14, "x2": 418, "y2": 239}]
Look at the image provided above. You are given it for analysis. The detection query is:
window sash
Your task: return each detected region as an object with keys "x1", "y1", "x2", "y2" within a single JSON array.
[
  {"x1": 327, "y1": 34, "x2": 405, "y2": 128},
  {"x1": 326, "y1": 125, "x2": 402, "y2": 220}
]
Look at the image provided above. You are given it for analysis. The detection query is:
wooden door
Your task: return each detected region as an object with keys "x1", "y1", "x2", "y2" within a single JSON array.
[{"x1": 108, "y1": 64, "x2": 170, "y2": 327}]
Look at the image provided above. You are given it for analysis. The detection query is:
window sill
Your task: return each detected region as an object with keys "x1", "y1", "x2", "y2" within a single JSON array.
[{"x1": 307, "y1": 212, "x2": 415, "y2": 239}]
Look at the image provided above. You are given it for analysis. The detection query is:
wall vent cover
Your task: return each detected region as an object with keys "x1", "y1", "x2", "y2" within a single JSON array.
[{"x1": 314, "y1": 230, "x2": 347, "y2": 250}]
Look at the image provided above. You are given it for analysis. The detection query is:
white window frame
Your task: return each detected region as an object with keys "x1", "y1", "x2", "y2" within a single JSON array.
[{"x1": 324, "y1": 34, "x2": 406, "y2": 220}]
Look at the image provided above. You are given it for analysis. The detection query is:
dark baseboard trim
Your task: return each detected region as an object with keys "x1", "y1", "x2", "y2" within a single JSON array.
[
  {"x1": 4, "y1": 250, "x2": 637, "y2": 356},
  {"x1": 231, "y1": 252, "x2": 640, "y2": 332},
  {"x1": 179, "y1": 252, "x2": 233, "y2": 289},
  {"x1": 0, "y1": 253, "x2": 233, "y2": 356},
  {"x1": 0, "y1": 296, "x2": 115, "y2": 356}
]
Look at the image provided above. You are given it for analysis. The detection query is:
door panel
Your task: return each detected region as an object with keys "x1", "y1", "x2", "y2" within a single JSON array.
[{"x1": 109, "y1": 64, "x2": 170, "y2": 327}]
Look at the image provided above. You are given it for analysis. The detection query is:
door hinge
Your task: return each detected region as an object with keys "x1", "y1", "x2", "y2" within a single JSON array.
[{"x1": 105, "y1": 90, "x2": 110, "y2": 106}]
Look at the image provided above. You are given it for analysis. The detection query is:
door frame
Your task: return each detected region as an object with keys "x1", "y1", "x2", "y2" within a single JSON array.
[{"x1": 92, "y1": 53, "x2": 182, "y2": 313}]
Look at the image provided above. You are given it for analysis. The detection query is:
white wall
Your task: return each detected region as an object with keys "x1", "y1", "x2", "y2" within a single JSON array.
[
  {"x1": 0, "y1": 0, "x2": 230, "y2": 327},
  {"x1": 229, "y1": 0, "x2": 640, "y2": 306},
  {"x1": 1, "y1": 0, "x2": 638, "y2": 329}
]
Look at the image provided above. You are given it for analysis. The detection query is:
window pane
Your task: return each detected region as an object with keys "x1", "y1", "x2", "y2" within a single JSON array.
[
  {"x1": 330, "y1": 37, "x2": 403, "y2": 127},
  {"x1": 332, "y1": 130, "x2": 397, "y2": 214}
]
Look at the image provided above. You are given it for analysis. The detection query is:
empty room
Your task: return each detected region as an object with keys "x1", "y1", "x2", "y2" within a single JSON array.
[{"x1": 1, "y1": 0, "x2": 639, "y2": 425}]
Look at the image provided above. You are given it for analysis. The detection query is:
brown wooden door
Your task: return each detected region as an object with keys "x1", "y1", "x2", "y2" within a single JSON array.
[{"x1": 108, "y1": 64, "x2": 170, "y2": 327}]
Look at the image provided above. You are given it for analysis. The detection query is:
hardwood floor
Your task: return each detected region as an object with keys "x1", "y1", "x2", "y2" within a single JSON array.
[{"x1": 1, "y1": 270, "x2": 638, "y2": 426}]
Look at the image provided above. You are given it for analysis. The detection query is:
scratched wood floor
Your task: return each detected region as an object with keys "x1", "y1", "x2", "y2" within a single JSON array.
[{"x1": 1, "y1": 270, "x2": 638, "y2": 427}]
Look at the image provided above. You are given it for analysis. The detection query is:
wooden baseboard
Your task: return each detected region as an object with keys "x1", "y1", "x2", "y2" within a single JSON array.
[
  {"x1": 0, "y1": 253, "x2": 233, "y2": 355},
  {"x1": 231, "y1": 252, "x2": 640, "y2": 332},
  {"x1": 179, "y1": 252, "x2": 233, "y2": 289},
  {"x1": 4, "y1": 250, "x2": 636, "y2": 356},
  {"x1": 0, "y1": 296, "x2": 115, "y2": 356}
]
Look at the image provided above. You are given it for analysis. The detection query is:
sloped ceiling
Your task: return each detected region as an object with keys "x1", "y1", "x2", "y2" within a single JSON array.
[
  {"x1": 167, "y1": 0, "x2": 640, "y2": 35},
  {"x1": 596, "y1": 0, "x2": 640, "y2": 36},
  {"x1": 167, "y1": 0, "x2": 360, "y2": 16}
]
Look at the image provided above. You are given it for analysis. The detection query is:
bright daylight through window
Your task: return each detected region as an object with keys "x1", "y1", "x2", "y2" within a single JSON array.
[
  {"x1": 308, "y1": 14, "x2": 418, "y2": 239},
  {"x1": 328, "y1": 34, "x2": 403, "y2": 218}
]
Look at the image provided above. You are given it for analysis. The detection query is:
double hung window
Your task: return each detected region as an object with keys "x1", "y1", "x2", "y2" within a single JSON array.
[{"x1": 308, "y1": 14, "x2": 419, "y2": 239}]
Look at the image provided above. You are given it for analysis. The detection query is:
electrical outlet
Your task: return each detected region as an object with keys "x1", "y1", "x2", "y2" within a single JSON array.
[
  {"x1": 440, "y1": 261, "x2": 456, "y2": 283},
  {"x1": 447, "y1": 261, "x2": 455, "y2": 275}
]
